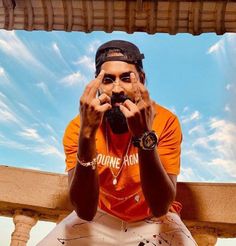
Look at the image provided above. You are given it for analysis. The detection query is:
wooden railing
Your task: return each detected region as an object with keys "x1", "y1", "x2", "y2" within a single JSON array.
[
  {"x1": 0, "y1": 165, "x2": 236, "y2": 245},
  {"x1": 0, "y1": 0, "x2": 236, "y2": 34}
]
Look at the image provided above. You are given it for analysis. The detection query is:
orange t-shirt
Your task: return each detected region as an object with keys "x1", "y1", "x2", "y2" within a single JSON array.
[{"x1": 63, "y1": 103, "x2": 182, "y2": 222}]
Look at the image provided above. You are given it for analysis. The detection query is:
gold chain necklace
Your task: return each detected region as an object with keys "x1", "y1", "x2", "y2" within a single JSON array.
[{"x1": 105, "y1": 121, "x2": 132, "y2": 185}]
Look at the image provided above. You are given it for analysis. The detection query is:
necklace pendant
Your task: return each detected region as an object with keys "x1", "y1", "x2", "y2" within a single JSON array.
[{"x1": 113, "y1": 178, "x2": 117, "y2": 185}]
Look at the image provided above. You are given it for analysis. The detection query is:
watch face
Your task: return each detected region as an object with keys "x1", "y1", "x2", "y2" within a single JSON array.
[{"x1": 142, "y1": 132, "x2": 158, "y2": 150}]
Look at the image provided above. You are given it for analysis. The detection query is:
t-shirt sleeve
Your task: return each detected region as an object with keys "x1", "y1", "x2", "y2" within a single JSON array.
[
  {"x1": 157, "y1": 115, "x2": 182, "y2": 175},
  {"x1": 63, "y1": 116, "x2": 80, "y2": 172}
]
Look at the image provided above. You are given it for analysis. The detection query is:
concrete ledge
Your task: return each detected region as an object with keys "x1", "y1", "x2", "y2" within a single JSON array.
[{"x1": 0, "y1": 165, "x2": 236, "y2": 238}]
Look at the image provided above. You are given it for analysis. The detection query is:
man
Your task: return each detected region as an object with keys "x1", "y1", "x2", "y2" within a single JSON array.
[{"x1": 38, "y1": 40, "x2": 197, "y2": 245}]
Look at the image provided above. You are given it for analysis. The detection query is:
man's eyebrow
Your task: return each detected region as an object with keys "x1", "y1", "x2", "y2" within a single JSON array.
[
  {"x1": 104, "y1": 73, "x2": 115, "y2": 78},
  {"x1": 120, "y1": 71, "x2": 132, "y2": 77}
]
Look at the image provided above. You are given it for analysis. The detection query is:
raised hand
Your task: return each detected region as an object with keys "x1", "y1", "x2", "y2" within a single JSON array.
[
  {"x1": 79, "y1": 70, "x2": 111, "y2": 136},
  {"x1": 119, "y1": 72, "x2": 156, "y2": 137}
]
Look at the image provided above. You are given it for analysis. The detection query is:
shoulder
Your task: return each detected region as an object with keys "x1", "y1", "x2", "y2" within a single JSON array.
[
  {"x1": 63, "y1": 115, "x2": 80, "y2": 144},
  {"x1": 153, "y1": 102, "x2": 179, "y2": 122},
  {"x1": 66, "y1": 115, "x2": 80, "y2": 131},
  {"x1": 152, "y1": 102, "x2": 182, "y2": 137}
]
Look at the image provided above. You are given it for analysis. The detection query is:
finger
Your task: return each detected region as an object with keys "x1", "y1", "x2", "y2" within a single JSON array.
[
  {"x1": 87, "y1": 70, "x2": 105, "y2": 99},
  {"x1": 139, "y1": 83, "x2": 150, "y2": 102},
  {"x1": 99, "y1": 103, "x2": 112, "y2": 112},
  {"x1": 131, "y1": 72, "x2": 142, "y2": 103},
  {"x1": 82, "y1": 70, "x2": 104, "y2": 96},
  {"x1": 98, "y1": 93, "x2": 111, "y2": 105},
  {"x1": 122, "y1": 99, "x2": 138, "y2": 112},
  {"x1": 119, "y1": 104, "x2": 132, "y2": 118},
  {"x1": 90, "y1": 98, "x2": 111, "y2": 112}
]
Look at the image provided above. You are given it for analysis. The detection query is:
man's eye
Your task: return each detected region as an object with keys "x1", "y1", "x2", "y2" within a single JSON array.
[
  {"x1": 103, "y1": 77, "x2": 114, "y2": 84},
  {"x1": 121, "y1": 76, "x2": 131, "y2": 83}
]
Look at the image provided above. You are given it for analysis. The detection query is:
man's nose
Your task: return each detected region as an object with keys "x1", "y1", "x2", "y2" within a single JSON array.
[{"x1": 112, "y1": 80, "x2": 124, "y2": 94}]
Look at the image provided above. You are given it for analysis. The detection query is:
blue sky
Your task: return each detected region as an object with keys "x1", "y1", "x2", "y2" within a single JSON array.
[
  {"x1": 0, "y1": 30, "x2": 235, "y2": 182},
  {"x1": 0, "y1": 30, "x2": 235, "y2": 245}
]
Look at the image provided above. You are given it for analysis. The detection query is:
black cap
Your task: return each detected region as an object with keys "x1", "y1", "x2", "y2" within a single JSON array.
[{"x1": 95, "y1": 40, "x2": 144, "y2": 75}]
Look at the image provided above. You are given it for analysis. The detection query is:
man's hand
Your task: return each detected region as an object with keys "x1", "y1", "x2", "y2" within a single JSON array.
[
  {"x1": 79, "y1": 70, "x2": 111, "y2": 137},
  {"x1": 119, "y1": 72, "x2": 156, "y2": 137}
]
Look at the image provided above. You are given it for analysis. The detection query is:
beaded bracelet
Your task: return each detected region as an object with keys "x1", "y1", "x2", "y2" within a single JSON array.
[{"x1": 76, "y1": 154, "x2": 97, "y2": 170}]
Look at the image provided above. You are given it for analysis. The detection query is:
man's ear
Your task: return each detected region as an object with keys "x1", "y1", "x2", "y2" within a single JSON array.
[{"x1": 139, "y1": 72, "x2": 146, "y2": 84}]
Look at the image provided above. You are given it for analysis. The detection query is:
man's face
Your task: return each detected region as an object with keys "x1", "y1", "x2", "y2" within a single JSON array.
[
  {"x1": 99, "y1": 60, "x2": 141, "y2": 102},
  {"x1": 99, "y1": 60, "x2": 142, "y2": 134}
]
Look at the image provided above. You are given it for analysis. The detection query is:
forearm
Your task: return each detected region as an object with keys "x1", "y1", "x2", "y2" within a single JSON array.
[
  {"x1": 139, "y1": 149, "x2": 175, "y2": 217},
  {"x1": 69, "y1": 129, "x2": 99, "y2": 221}
]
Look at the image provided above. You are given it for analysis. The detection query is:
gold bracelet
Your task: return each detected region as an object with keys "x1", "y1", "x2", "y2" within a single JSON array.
[{"x1": 76, "y1": 154, "x2": 97, "y2": 170}]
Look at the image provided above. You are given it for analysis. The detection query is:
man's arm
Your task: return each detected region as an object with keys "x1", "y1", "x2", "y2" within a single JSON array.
[
  {"x1": 138, "y1": 148, "x2": 177, "y2": 217},
  {"x1": 119, "y1": 72, "x2": 180, "y2": 218},
  {"x1": 67, "y1": 70, "x2": 111, "y2": 221},
  {"x1": 68, "y1": 132, "x2": 99, "y2": 221}
]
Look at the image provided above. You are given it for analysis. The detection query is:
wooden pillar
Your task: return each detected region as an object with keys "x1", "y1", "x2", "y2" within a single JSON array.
[
  {"x1": 190, "y1": 227, "x2": 218, "y2": 246},
  {"x1": 192, "y1": 233, "x2": 218, "y2": 245},
  {"x1": 11, "y1": 210, "x2": 38, "y2": 246}
]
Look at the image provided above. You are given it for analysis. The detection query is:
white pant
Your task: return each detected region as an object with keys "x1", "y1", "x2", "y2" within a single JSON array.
[{"x1": 37, "y1": 210, "x2": 197, "y2": 246}]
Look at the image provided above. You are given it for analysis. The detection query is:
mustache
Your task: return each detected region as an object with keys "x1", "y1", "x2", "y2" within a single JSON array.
[{"x1": 110, "y1": 94, "x2": 131, "y2": 105}]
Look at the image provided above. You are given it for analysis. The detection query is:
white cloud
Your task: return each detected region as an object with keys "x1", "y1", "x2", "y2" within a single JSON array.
[
  {"x1": 60, "y1": 71, "x2": 87, "y2": 86},
  {"x1": 178, "y1": 167, "x2": 204, "y2": 182},
  {"x1": 188, "y1": 124, "x2": 204, "y2": 135},
  {"x1": 208, "y1": 158, "x2": 236, "y2": 178},
  {"x1": 168, "y1": 106, "x2": 177, "y2": 114},
  {"x1": 0, "y1": 30, "x2": 52, "y2": 75},
  {"x1": 0, "y1": 130, "x2": 64, "y2": 160},
  {"x1": 184, "y1": 116, "x2": 236, "y2": 180},
  {"x1": 0, "y1": 66, "x2": 10, "y2": 84},
  {"x1": 0, "y1": 91, "x2": 7, "y2": 99},
  {"x1": 50, "y1": 135, "x2": 59, "y2": 144},
  {"x1": 183, "y1": 106, "x2": 189, "y2": 113},
  {"x1": 36, "y1": 82, "x2": 54, "y2": 100},
  {"x1": 226, "y1": 83, "x2": 232, "y2": 91},
  {"x1": 33, "y1": 145, "x2": 64, "y2": 159},
  {"x1": 0, "y1": 98, "x2": 21, "y2": 125},
  {"x1": 17, "y1": 128, "x2": 43, "y2": 142},
  {"x1": 0, "y1": 66, "x2": 4, "y2": 76},
  {"x1": 88, "y1": 40, "x2": 101, "y2": 53},
  {"x1": 41, "y1": 123, "x2": 56, "y2": 135},
  {"x1": 206, "y1": 34, "x2": 236, "y2": 124},
  {"x1": 0, "y1": 134, "x2": 28, "y2": 150},
  {"x1": 207, "y1": 34, "x2": 236, "y2": 74},
  {"x1": 225, "y1": 82, "x2": 236, "y2": 94},
  {"x1": 190, "y1": 111, "x2": 200, "y2": 120},
  {"x1": 224, "y1": 104, "x2": 231, "y2": 112},
  {"x1": 181, "y1": 110, "x2": 200, "y2": 124},
  {"x1": 51, "y1": 42, "x2": 74, "y2": 73},
  {"x1": 17, "y1": 102, "x2": 47, "y2": 125},
  {"x1": 52, "y1": 42, "x2": 61, "y2": 56},
  {"x1": 0, "y1": 30, "x2": 37, "y2": 65},
  {"x1": 207, "y1": 39, "x2": 225, "y2": 54},
  {"x1": 74, "y1": 55, "x2": 95, "y2": 72},
  {"x1": 17, "y1": 102, "x2": 31, "y2": 114}
]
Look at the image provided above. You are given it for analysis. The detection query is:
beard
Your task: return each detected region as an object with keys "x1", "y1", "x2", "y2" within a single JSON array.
[{"x1": 104, "y1": 94, "x2": 130, "y2": 134}]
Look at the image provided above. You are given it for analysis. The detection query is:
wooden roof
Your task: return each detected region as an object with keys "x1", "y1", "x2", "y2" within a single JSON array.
[{"x1": 0, "y1": 0, "x2": 236, "y2": 35}]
